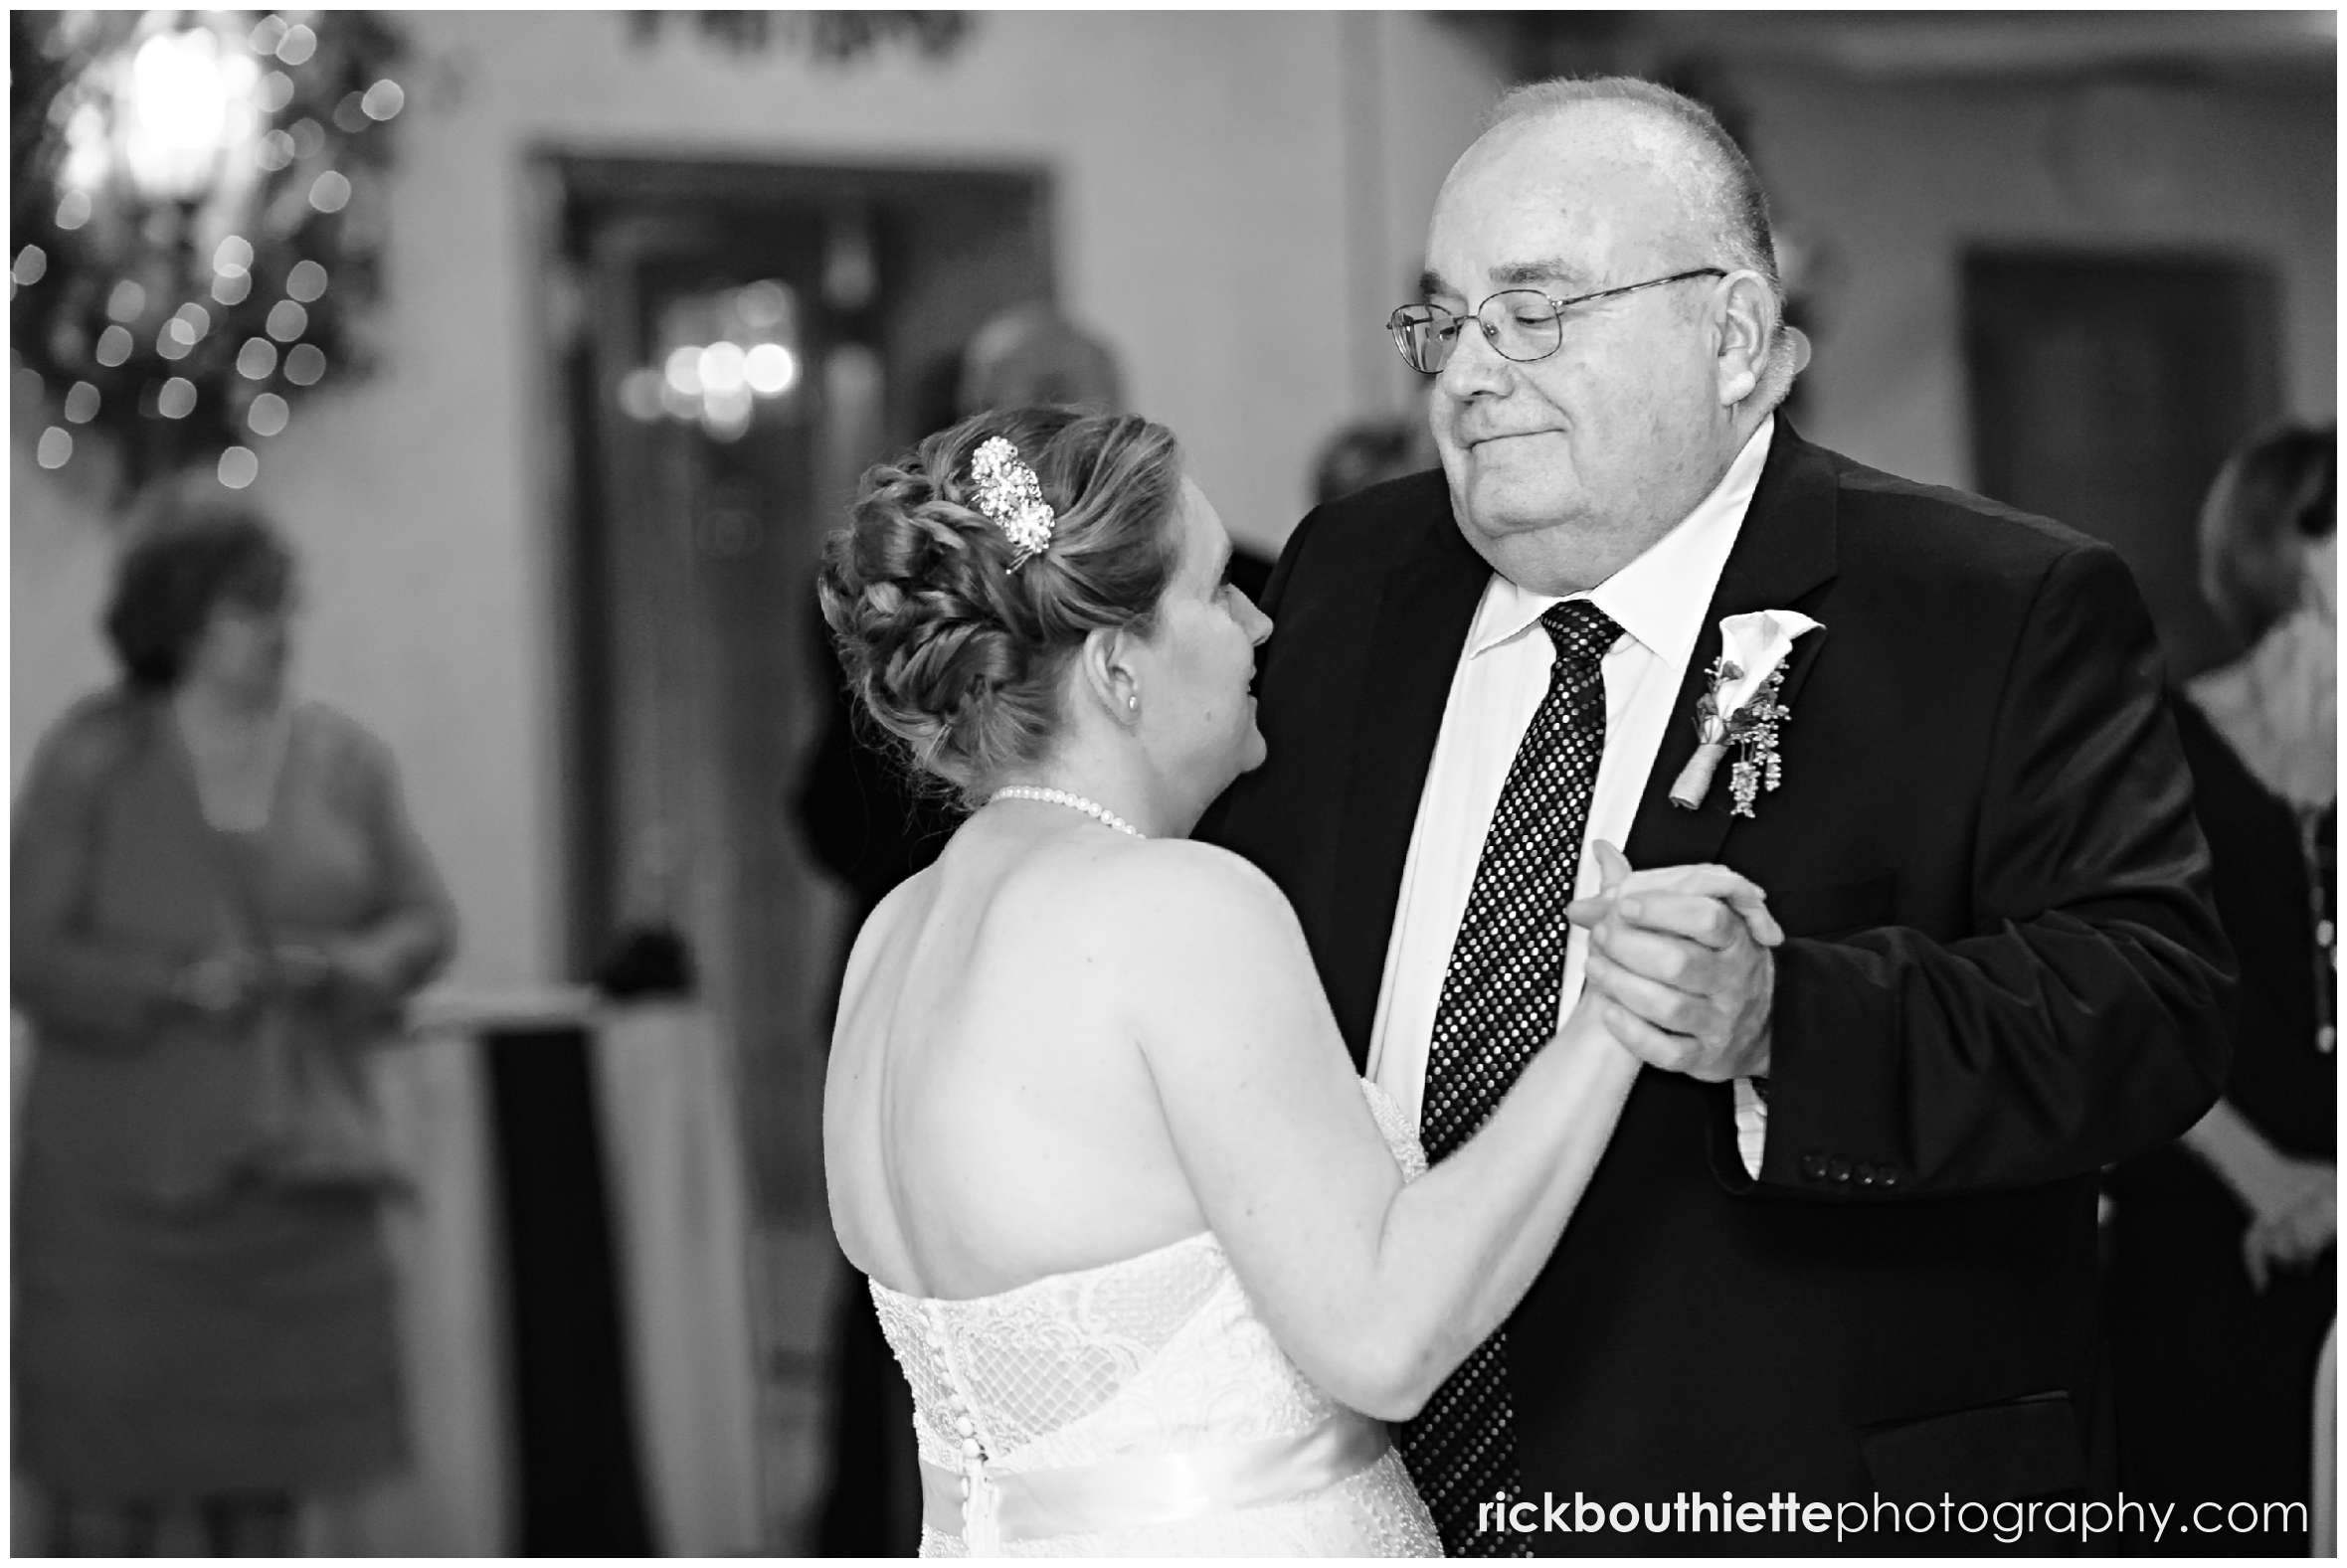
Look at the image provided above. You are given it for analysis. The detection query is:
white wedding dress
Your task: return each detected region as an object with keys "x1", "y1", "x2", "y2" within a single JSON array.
[{"x1": 869, "y1": 1081, "x2": 1443, "y2": 1556}]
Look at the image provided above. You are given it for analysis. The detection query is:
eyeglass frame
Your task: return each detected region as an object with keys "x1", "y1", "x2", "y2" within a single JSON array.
[{"x1": 1387, "y1": 266, "x2": 1730, "y2": 374}]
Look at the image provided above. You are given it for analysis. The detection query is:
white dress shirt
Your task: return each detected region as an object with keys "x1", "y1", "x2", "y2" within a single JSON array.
[{"x1": 1367, "y1": 420, "x2": 1776, "y2": 1174}]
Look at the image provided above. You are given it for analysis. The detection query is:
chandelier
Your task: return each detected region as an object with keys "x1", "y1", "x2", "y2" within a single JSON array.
[{"x1": 11, "y1": 10, "x2": 410, "y2": 499}]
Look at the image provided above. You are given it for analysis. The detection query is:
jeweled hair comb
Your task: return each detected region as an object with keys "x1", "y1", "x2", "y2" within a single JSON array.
[{"x1": 968, "y1": 436, "x2": 1057, "y2": 571}]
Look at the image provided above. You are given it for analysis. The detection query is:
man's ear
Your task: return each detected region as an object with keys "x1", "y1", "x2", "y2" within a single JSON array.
[
  {"x1": 1077, "y1": 623, "x2": 1144, "y2": 723},
  {"x1": 1714, "y1": 270, "x2": 1778, "y2": 409}
]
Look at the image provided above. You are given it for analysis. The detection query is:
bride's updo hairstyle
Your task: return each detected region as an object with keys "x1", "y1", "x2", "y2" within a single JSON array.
[{"x1": 818, "y1": 406, "x2": 1184, "y2": 803}]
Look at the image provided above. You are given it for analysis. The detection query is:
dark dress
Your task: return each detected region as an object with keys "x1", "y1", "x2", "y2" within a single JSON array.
[
  {"x1": 2104, "y1": 694, "x2": 2336, "y2": 1553},
  {"x1": 12, "y1": 692, "x2": 451, "y2": 1503}
]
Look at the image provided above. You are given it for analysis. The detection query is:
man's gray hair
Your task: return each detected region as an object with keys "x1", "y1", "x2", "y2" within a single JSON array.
[{"x1": 1489, "y1": 76, "x2": 1802, "y2": 414}]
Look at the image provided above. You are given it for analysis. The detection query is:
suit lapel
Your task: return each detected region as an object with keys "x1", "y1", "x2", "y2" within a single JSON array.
[
  {"x1": 1325, "y1": 507, "x2": 1491, "y2": 1067},
  {"x1": 1623, "y1": 423, "x2": 1842, "y2": 872}
]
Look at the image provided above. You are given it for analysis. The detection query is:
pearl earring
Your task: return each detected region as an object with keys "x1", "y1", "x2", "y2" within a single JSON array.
[{"x1": 1127, "y1": 695, "x2": 1139, "y2": 712}]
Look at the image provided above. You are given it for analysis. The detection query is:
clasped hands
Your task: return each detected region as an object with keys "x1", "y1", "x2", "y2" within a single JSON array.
[
  {"x1": 1566, "y1": 841, "x2": 1780, "y2": 1082},
  {"x1": 171, "y1": 941, "x2": 381, "y2": 1023}
]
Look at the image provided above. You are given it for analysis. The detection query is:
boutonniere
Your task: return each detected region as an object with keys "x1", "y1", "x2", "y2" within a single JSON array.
[{"x1": 1669, "y1": 610, "x2": 1823, "y2": 817}]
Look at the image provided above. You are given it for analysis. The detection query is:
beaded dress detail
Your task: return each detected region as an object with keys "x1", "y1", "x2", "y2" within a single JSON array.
[{"x1": 869, "y1": 1080, "x2": 1442, "y2": 1556}]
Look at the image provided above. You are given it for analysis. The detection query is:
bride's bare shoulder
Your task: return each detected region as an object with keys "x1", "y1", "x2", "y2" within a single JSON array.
[{"x1": 1078, "y1": 838, "x2": 1305, "y2": 952}]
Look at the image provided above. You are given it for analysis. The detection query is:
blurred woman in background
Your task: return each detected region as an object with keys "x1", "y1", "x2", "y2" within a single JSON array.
[
  {"x1": 2106, "y1": 422, "x2": 2336, "y2": 1553},
  {"x1": 12, "y1": 499, "x2": 456, "y2": 1554}
]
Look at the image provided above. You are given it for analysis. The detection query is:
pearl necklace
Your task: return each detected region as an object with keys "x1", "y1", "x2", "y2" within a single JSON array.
[{"x1": 990, "y1": 785, "x2": 1146, "y2": 839}]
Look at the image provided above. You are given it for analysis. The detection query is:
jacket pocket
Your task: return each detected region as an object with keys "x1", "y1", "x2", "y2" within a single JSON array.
[{"x1": 1859, "y1": 1390, "x2": 2082, "y2": 1502}]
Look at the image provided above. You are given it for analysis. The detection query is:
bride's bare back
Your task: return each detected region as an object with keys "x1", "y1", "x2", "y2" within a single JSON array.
[{"x1": 825, "y1": 811, "x2": 1213, "y2": 1300}]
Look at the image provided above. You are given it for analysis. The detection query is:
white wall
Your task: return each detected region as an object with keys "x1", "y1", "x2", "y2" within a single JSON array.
[
  {"x1": 9, "y1": 12, "x2": 1505, "y2": 988},
  {"x1": 1734, "y1": 67, "x2": 2335, "y2": 484}
]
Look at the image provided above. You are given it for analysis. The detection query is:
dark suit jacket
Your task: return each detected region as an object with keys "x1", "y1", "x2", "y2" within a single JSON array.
[{"x1": 1204, "y1": 424, "x2": 2233, "y2": 1547}]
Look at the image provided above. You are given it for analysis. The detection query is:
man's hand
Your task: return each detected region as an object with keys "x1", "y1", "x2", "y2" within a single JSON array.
[
  {"x1": 171, "y1": 950, "x2": 264, "y2": 1022},
  {"x1": 1564, "y1": 842, "x2": 1778, "y2": 1082},
  {"x1": 2241, "y1": 1156, "x2": 2337, "y2": 1292}
]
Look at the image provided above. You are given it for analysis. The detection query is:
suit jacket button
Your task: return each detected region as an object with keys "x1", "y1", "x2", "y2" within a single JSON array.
[
  {"x1": 1856, "y1": 1164, "x2": 1879, "y2": 1187},
  {"x1": 1801, "y1": 1153, "x2": 1828, "y2": 1181},
  {"x1": 1828, "y1": 1156, "x2": 1852, "y2": 1183},
  {"x1": 1879, "y1": 1169, "x2": 1901, "y2": 1189}
]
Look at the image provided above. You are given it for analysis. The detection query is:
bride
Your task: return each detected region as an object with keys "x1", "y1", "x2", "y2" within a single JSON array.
[{"x1": 817, "y1": 407, "x2": 1771, "y2": 1556}]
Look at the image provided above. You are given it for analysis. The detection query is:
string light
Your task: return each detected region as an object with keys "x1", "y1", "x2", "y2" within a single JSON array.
[
  {"x1": 360, "y1": 80, "x2": 404, "y2": 121},
  {"x1": 13, "y1": 12, "x2": 406, "y2": 481}
]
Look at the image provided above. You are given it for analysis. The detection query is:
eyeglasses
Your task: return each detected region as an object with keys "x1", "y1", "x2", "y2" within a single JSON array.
[{"x1": 1386, "y1": 267, "x2": 1728, "y2": 374}]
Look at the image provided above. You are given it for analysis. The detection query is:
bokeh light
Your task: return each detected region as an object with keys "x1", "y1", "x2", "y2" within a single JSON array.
[
  {"x1": 267, "y1": 300, "x2": 308, "y2": 342},
  {"x1": 158, "y1": 377, "x2": 198, "y2": 419},
  {"x1": 745, "y1": 342, "x2": 799, "y2": 396},
  {"x1": 283, "y1": 344, "x2": 327, "y2": 386},
  {"x1": 237, "y1": 337, "x2": 278, "y2": 379},
  {"x1": 618, "y1": 368, "x2": 664, "y2": 423},
  {"x1": 698, "y1": 341, "x2": 748, "y2": 396},
  {"x1": 37, "y1": 428, "x2": 73, "y2": 468},
  {"x1": 63, "y1": 382, "x2": 99, "y2": 424},
  {"x1": 248, "y1": 392, "x2": 289, "y2": 436},
  {"x1": 218, "y1": 445, "x2": 260, "y2": 488},
  {"x1": 286, "y1": 261, "x2": 328, "y2": 302},
  {"x1": 361, "y1": 79, "x2": 405, "y2": 121}
]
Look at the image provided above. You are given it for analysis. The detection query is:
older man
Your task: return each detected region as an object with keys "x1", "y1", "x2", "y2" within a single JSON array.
[{"x1": 1207, "y1": 77, "x2": 2231, "y2": 1554}]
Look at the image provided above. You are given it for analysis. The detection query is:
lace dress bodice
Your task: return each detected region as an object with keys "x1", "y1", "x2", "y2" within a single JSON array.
[{"x1": 869, "y1": 1081, "x2": 1441, "y2": 1556}]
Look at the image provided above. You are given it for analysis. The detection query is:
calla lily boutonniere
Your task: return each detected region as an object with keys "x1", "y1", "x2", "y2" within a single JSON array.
[{"x1": 1669, "y1": 610, "x2": 1823, "y2": 817}]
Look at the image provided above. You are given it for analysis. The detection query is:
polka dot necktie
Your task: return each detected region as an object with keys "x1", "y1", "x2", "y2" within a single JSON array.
[{"x1": 1399, "y1": 600, "x2": 1621, "y2": 1558}]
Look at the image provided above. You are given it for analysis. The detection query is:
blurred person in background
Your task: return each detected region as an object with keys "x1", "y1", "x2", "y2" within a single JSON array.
[
  {"x1": 2105, "y1": 422, "x2": 2336, "y2": 1552},
  {"x1": 1310, "y1": 415, "x2": 1436, "y2": 512},
  {"x1": 12, "y1": 499, "x2": 457, "y2": 1555}
]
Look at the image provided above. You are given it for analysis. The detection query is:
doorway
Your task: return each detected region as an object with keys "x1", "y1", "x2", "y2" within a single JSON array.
[
  {"x1": 538, "y1": 151, "x2": 1054, "y2": 1547},
  {"x1": 1964, "y1": 249, "x2": 2282, "y2": 678}
]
